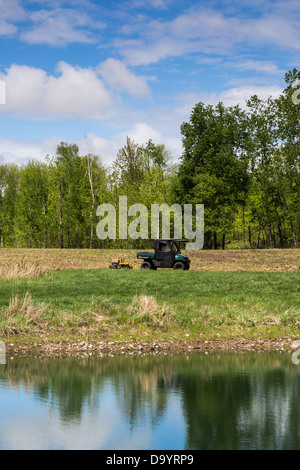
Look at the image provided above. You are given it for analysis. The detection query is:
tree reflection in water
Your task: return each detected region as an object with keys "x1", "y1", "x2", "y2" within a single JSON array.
[{"x1": 0, "y1": 353, "x2": 299, "y2": 450}]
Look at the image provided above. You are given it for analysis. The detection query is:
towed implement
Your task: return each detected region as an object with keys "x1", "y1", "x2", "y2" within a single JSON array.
[{"x1": 109, "y1": 258, "x2": 139, "y2": 269}]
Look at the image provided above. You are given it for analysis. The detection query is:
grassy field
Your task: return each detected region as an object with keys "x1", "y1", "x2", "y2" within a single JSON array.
[{"x1": 0, "y1": 252, "x2": 299, "y2": 348}]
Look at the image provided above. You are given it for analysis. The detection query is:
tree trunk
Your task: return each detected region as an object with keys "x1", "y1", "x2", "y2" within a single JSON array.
[
  {"x1": 207, "y1": 231, "x2": 212, "y2": 250},
  {"x1": 248, "y1": 226, "x2": 251, "y2": 248},
  {"x1": 265, "y1": 199, "x2": 273, "y2": 248},
  {"x1": 267, "y1": 223, "x2": 273, "y2": 247},
  {"x1": 290, "y1": 219, "x2": 298, "y2": 247},
  {"x1": 86, "y1": 154, "x2": 96, "y2": 249},
  {"x1": 58, "y1": 176, "x2": 63, "y2": 249},
  {"x1": 43, "y1": 204, "x2": 48, "y2": 248},
  {"x1": 242, "y1": 206, "x2": 246, "y2": 249},
  {"x1": 222, "y1": 233, "x2": 225, "y2": 250},
  {"x1": 213, "y1": 231, "x2": 217, "y2": 250},
  {"x1": 277, "y1": 220, "x2": 283, "y2": 247}
]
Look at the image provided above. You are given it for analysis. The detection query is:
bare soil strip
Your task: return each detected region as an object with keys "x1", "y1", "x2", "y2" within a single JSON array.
[{"x1": 0, "y1": 248, "x2": 299, "y2": 272}]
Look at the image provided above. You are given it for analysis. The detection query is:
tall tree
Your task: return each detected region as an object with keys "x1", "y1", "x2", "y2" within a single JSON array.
[
  {"x1": 111, "y1": 136, "x2": 146, "y2": 199},
  {"x1": 276, "y1": 69, "x2": 300, "y2": 246},
  {"x1": 173, "y1": 101, "x2": 250, "y2": 248},
  {"x1": 0, "y1": 164, "x2": 20, "y2": 246},
  {"x1": 246, "y1": 95, "x2": 282, "y2": 247},
  {"x1": 82, "y1": 153, "x2": 109, "y2": 248},
  {"x1": 15, "y1": 160, "x2": 50, "y2": 247},
  {"x1": 53, "y1": 142, "x2": 86, "y2": 248}
]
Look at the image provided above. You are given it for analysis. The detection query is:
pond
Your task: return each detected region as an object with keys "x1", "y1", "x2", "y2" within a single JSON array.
[{"x1": 0, "y1": 352, "x2": 299, "y2": 450}]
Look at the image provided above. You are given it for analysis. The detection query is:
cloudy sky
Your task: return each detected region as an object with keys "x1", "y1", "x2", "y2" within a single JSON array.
[{"x1": 0, "y1": 0, "x2": 299, "y2": 166}]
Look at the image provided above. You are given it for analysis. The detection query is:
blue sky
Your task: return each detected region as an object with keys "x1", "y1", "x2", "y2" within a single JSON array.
[{"x1": 0, "y1": 0, "x2": 299, "y2": 166}]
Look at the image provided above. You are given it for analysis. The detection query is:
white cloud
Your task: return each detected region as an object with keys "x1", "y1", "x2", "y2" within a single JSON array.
[
  {"x1": 0, "y1": 83, "x2": 284, "y2": 168},
  {"x1": 175, "y1": 85, "x2": 283, "y2": 113},
  {"x1": 0, "y1": 62, "x2": 113, "y2": 120},
  {"x1": 0, "y1": 121, "x2": 180, "y2": 168},
  {"x1": 20, "y1": 7, "x2": 105, "y2": 46},
  {"x1": 114, "y1": 7, "x2": 238, "y2": 66},
  {"x1": 0, "y1": 402, "x2": 152, "y2": 450},
  {"x1": 120, "y1": 122, "x2": 162, "y2": 143},
  {"x1": 0, "y1": 60, "x2": 153, "y2": 120},
  {"x1": 227, "y1": 60, "x2": 284, "y2": 76},
  {"x1": 1, "y1": 1, "x2": 300, "y2": 60},
  {"x1": 115, "y1": 4, "x2": 300, "y2": 66},
  {"x1": 214, "y1": 85, "x2": 283, "y2": 107},
  {"x1": 98, "y1": 58, "x2": 151, "y2": 97},
  {"x1": 0, "y1": 0, "x2": 26, "y2": 36},
  {"x1": 0, "y1": 21, "x2": 18, "y2": 36},
  {"x1": 0, "y1": 136, "x2": 59, "y2": 166},
  {"x1": 240, "y1": 15, "x2": 300, "y2": 51},
  {"x1": 0, "y1": 0, "x2": 26, "y2": 21},
  {"x1": 123, "y1": 0, "x2": 173, "y2": 10},
  {"x1": 82, "y1": 123, "x2": 167, "y2": 163},
  {"x1": 0, "y1": 1, "x2": 106, "y2": 45}
]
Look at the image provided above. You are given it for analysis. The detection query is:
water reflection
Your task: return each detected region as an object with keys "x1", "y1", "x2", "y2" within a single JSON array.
[{"x1": 0, "y1": 353, "x2": 299, "y2": 450}]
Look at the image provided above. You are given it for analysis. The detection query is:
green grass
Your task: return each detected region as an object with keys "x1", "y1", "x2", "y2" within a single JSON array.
[{"x1": 0, "y1": 269, "x2": 299, "y2": 342}]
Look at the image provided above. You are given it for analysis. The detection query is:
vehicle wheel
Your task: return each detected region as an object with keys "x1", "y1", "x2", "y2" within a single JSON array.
[
  {"x1": 109, "y1": 264, "x2": 117, "y2": 269},
  {"x1": 185, "y1": 263, "x2": 190, "y2": 270},
  {"x1": 141, "y1": 261, "x2": 152, "y2": 269},
  {"x1": 173, "y1": 261, "x2": 185, "y2": 270}
]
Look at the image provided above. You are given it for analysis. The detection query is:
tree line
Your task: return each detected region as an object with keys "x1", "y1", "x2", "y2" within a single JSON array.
[{"x1": 0, "y1": 69, "x2": 299, "y2": 249}]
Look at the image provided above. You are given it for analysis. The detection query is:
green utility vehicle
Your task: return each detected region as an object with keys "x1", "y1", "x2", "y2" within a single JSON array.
[{"x1": 137, "y1": 239, "x2": 191, "y2": 270}]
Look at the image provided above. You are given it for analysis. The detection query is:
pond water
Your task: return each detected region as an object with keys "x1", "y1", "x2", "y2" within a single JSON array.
[{"x1": 0, "y1": 352, "x2": 299, "y2": 450}]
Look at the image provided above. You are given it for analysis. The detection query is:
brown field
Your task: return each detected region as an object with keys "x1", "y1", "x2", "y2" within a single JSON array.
[{"x1": 0, "y1": 248, "x2": 299, "y2": 272}]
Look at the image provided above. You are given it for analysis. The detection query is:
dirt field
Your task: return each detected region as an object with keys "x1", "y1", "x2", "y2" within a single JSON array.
[{"x1": 0, "y1": 248, "x2": 299, "y2": 272}]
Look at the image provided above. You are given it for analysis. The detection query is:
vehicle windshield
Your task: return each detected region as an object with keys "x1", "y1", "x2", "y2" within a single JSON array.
[{"x1": 169, "y1": 241, "x2": 180, "y2": 253}]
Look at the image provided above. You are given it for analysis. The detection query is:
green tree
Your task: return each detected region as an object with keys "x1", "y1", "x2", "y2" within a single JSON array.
[
  {"x1": 246, "y1": 95, "x2": 281, "y2": 247},
  {"x1": 52, "y1": 142, "x2": 88, "y2": 248},
  {"x1": 276, "y1": 69, "x2": 300, "y2": 246},
  {"x1": 0, "y1": 164, "x2": 20, "y2": 246},
  {"x1": 15, "y1": 160, "x2": 50, "y2": 247},
  {"x1": 111, "y1": 136, "x2": 147, "y2": 201},
  {"x1": 173, "y1": 102, "x2": 250, "y2": 248},
  {"x1": 81, "y1": 153, "x2": 109, "y2": 248},
  {"x1": 108, "y1": 137, "x2": 174, "y2": 247}
]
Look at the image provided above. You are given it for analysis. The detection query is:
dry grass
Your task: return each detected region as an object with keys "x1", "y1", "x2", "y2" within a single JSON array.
[
  {"x1": 0, "y1": 260, "x2": 47, "y2": 280},
  {"x1": 7, "y1": 292, "x2": 47, "y2": 323},
  {"x1": 1, "y1": 292, "x2": 47, "y2": 336},
  {"x1": 130, "y1": 295, "x2": 172, "y2": 326}
]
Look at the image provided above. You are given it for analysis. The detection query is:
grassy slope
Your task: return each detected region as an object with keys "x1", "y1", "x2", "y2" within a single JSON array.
[{"x1": 0, "y1": 268, "x2": 299, "y2": 343}]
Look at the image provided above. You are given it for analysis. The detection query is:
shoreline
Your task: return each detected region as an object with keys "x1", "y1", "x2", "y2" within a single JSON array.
[{"x1": 3, "y1": 336, "x2": 296, "y2": 357}]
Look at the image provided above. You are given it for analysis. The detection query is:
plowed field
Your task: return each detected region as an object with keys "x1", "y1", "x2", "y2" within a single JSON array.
[{"x1": 0, "y1": 248, "x2": 299, "y2": 272}]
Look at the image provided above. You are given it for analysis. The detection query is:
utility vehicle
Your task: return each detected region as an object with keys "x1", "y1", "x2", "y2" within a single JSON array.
[{"x1": 137, "y1": 239, "x2": 190, "y2": 270}]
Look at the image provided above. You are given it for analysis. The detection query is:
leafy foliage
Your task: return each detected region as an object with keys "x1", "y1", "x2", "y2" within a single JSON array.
[{"x1": 0, "y1": 69, "x2": 299, "y2": 249}]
